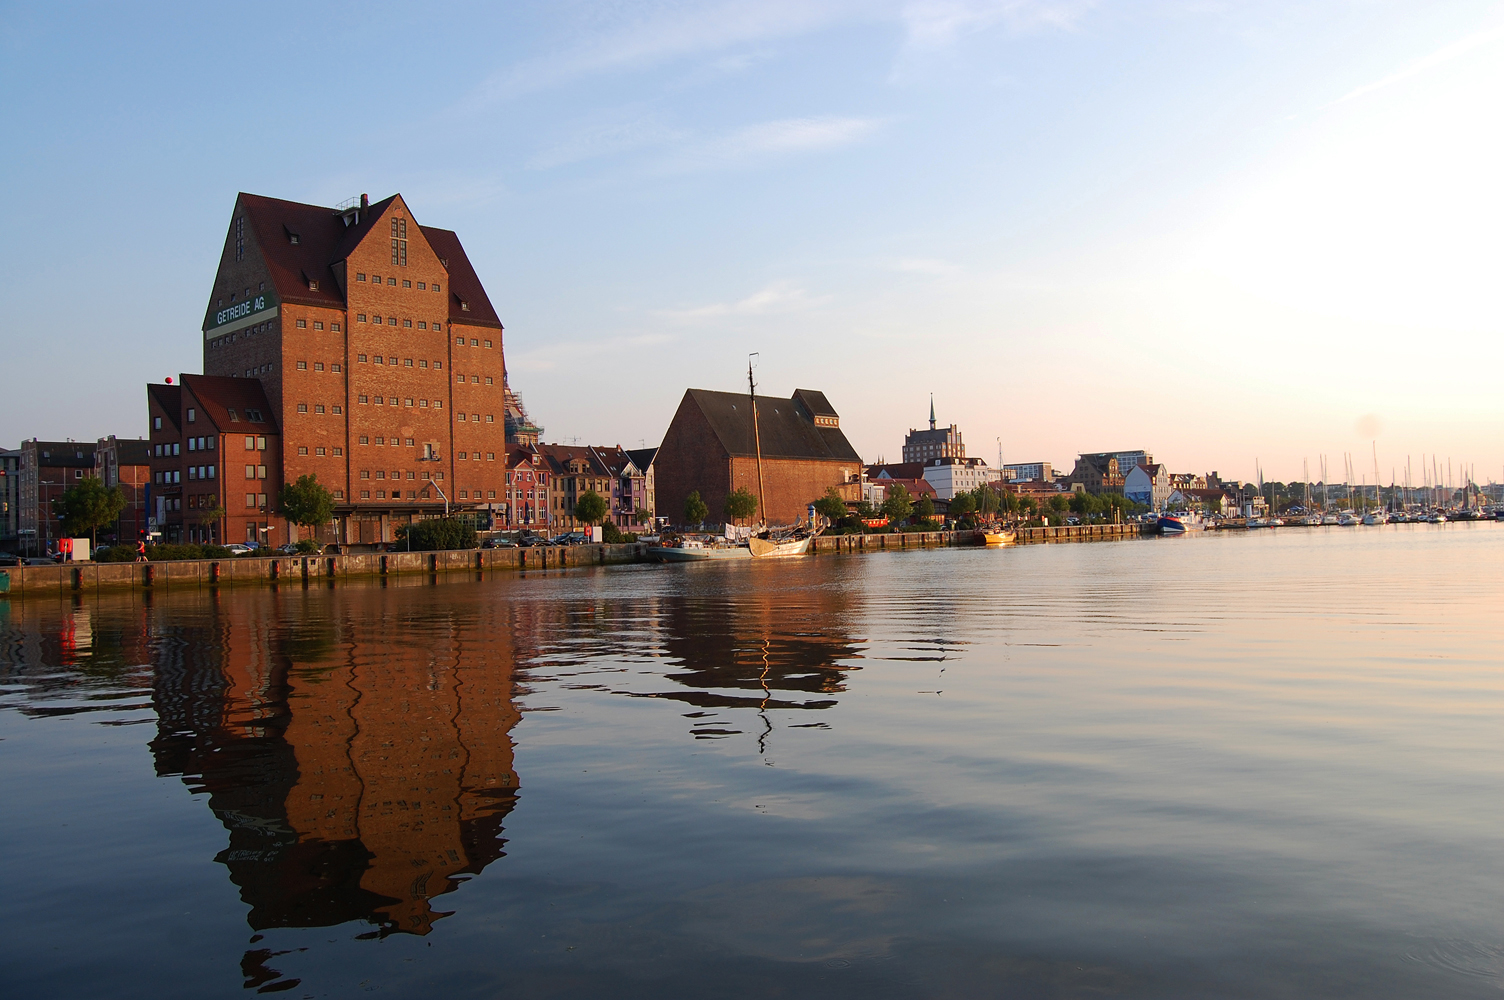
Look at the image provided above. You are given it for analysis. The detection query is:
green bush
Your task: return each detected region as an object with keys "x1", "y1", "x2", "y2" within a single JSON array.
[
  {"x1": 98, "y1": 545, "x2": 141, "y2": 562},
  {"x1": 396, "y1": 518, "x2": 478, "y2": 551},
  {"x1": 904, "y1": 518, "x2": 942, "y2": 532},
  {"x1": 601, "y1": 522, "x2": 639, "y2": 544},
  {"x1": 294, "y1": 539, "x2": 320, "y2": 554}
]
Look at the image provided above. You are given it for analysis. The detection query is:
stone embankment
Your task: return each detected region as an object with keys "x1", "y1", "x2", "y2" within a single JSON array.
[{"x1": 0, "y1": 523, "x2": 1153, "y2": 599}]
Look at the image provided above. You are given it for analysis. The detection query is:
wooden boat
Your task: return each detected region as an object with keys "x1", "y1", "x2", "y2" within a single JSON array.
[
  {"x1": 748, "y1": 534, "x2": 813, "y2": 557},
  {"x1": 981, "y1": 528, "x2": 1017, "y2": 545}
]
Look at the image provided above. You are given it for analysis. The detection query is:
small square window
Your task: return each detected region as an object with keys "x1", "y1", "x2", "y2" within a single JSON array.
[
  {"x1": 297, "y1": 403, "x2": 308, "y2": 413},
  {"x1": 434, "y1": 400, "x2": 442, "y2": 408},
  {"x1": 404, "y1": 358, "x2": 413, "y2": 367},
  {"x1": 418, "y1": 321, "x2": 427, "y2": 330},
  {"x1": 357, "y1": 272, "x2": 367, "y2": 282},
  {"x1": 357, "y1": 314, "x2": 367, "y2": 323},
  {"x1": 486, "y1": 414, "x2": 494, "y2": 423},
  {"x1": 359, "y1": 394, "x2": 369, "y2": 403},
  {"x1": 297, "y1": 361, "x2": 307, "y2": 370},
  {"x1": 419, "y1": 359, "x2": 428, "y2": 368},
  {"x1": 332, "y1": 405, "x2": 343, "y2": 414},
  {"x1": 296, "y1": 319, "x2": 307, "y2": 329},
  {"x1": 389, "y1": 357, "x2": 396, "y2": 365},
  {"x1": 419, "y1": 399, "x2": 428, "y2": 407},
  {"x1": 404, "y1": 319, "x2": 413, "y2": 328},
  {"x1": 403, "y1": 279, "x2": 411, "y2": 288},
  {"x1": 357, "y1": 354, "x2": 367, "y2": 363},
  {"x1": 456, "y1": 336, "x2": 464, "y2": 346},
  {"x1": 360, "y1": 470, "x2": 370, "y2": 479},
  {"x1": 459, "y1": 490, "x2": 468, "y2": 499},
  {"x1": 470, "y1": 338, "x2": 479, "y2": 346},
  {"x1": 471, "y1": 375, "x2": 480, "y2": 384},
  {"x1": 372, "y1": 275, "x2": 381, "y2": 284},
  {"x1": 361, "y1": 490, "x2": 370, "y2": 499},
  {"x1": 405, "y1": 471, "x2": 414, "y2": 480},
  {"x1": 315, "y1": 446, "x2": 326, "y2": 456},
  {"x1": 485, "y1": 376, "x2": 493, "y2": 385},
  {"x1": 314, "y1": 362, "x2": 324, "y2": 371},
  {"x1": 376, "y1": 490, "x2": 385, "y2": 498},
  {"x1": 387, "y1": 317, "x2": 397, "y2": 326},
  {"x1": 457, "y1": 412, "x2": 466, "y2": 421},
  {"x1": 374, "y1": 356, "x2": 384, "y2": 365},
  {"x1": 405, "y1": 398, "x2": 414, "y2": 407},
  {"x1": 488, "y1": 490, "x2": 496, "y2": 499},
  {"x1": 433, "y1": 361, "x2": 442, "y2": 370},
  {"x1": 298, "y1": 446, "x2": 308, "y2": 455},
  {"x1": 333, "y1": 446, "x2": 343, "y2": 456},
  {"x1": 359, "y1": 435, "x2": 369, "y2": 445},
  {"x1": 333, "y1": 490, "x2": 344, "y2": 499},
  {"x1": 484, "y1": 340, "x2": 493, "y2": 348},
  {"x1": 314, "y1": 321, "x2": 324, "y2": 331},
  {"x1": 331, "y1": 323, "x2": 341, "y2": 332},
  {"x1": 405, "y1": 438, "x2": 414, "y2": 447},
  {"x1": 487, "y1": 453, "x2": 495, "y2": 461},
  {"x1": 332, "y1": 363, "x2": 342, "y2": 372},
  {"x1": 388, "y1": 277, "x2": 396, "y2": 286},
  {"x1": 315, "y1": 404, "x2": 325, "y2": 414},
  {"x1": 432, "y1": 284, "x2": 440, "y2": 292}
]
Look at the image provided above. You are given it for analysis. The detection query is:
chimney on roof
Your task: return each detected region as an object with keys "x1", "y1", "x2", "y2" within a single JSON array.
[{"x1": 360, "y1": 193, "x2": 369, "y2": 210}]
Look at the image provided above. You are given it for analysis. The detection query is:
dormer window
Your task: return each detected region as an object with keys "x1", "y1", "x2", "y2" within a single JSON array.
[
  {"x1": 228, "y1": 409, "x2": 239, "y2": 422},
  {"x1": 459, "y1": 298, "x2": 470, "y2": 312}
]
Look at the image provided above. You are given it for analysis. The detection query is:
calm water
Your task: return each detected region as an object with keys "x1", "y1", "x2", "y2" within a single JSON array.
[{"x1": 2, "y1": 525, "x2": 1502, "y2": 998}]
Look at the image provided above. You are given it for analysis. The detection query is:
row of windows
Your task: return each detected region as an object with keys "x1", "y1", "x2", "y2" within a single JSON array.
[
  {"x1": 455, "y1": 373, "x2": 495, "y2": 385},
  {"x1": 356, "y1": 314, "x2": 444, "y2": 330},
  {"x1": 294, "y1": 446, "x2": 344, "y2": 457},
  {"x1": 154, "y1": 442, "x2": 180, "y2": 457},
  {"x1": 357, "y1": 395, "x2": 445, "y2": 408},
  {"x1": 359, "y1": 469, "x2": 445, "y2": 481},
  {"x1": 154, "y1": 470, "x2": 180, "y2": 484},
  {"x1": 185, "y1": 436, "x2": 216, "y2": 452},
  {"x1": 455, "y1": 413, "x2": 494, "y2": 423},
  {"x1": 294, "y1": 361, "x2": 344, "y2": 372},
  {"x1": 457, "y1": 490, "x2": 498, "y2": 499},
  {"x1": 246, "y1": 364, "x2": 273, "y2": 377},
  {"x1": 208, "y1": 319, "x2": 280, "y2": 350},
  {"x1": 292, "y1": 320, "x2": 342, "y2": 332},
  {"x1": 245, "y1": 465, "x2": 268, "y2": 480},
  {"x1": 295, "y1": 403, "x2": 344, "y2": 415},
  {"x1": 187, "y1": 465, "x2": 215, "y2": 480},
  {"x1": 456, "y1": 337, "x2": 493, "y2": 348},
  {"x1": 243, "y1": 436, "x2": 268, "y2": 450},
  {"x1": 355, "y1": 272, "x2": 439, "y2": 291},
  {"x1": 357, "y1": 354, "x2": 442, "y2": 368}
]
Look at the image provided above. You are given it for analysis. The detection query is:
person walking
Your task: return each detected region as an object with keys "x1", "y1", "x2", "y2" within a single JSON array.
[{"x1": 135, "y1": 539, "x2": 147, "y2": 563}]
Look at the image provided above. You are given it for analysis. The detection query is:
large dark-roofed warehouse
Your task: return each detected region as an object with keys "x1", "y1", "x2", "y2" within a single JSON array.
[{"x1": 654, "y1": 387, "x2": 863, "y2": 527}]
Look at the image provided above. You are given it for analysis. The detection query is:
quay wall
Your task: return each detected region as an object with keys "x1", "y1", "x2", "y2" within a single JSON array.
[
  {"x1": 0, "y1": 543, "x2": 647, "y2": 599},
  {"x1": 0, "y1": 523, "x2": 1152, "y2": 599}
]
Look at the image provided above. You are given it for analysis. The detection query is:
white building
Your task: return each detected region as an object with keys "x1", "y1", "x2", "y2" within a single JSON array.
[
  {"x1": 919, "y1": 456, "x2": 991, "y2": 500},
  {"x1": 1124, "y1": 463, "x2": 1171, "y2": 510}
]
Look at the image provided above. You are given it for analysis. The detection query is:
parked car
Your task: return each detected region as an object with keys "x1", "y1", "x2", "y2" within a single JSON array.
[
  {"x1": 481, "y1": 538, "x2": 517, "y2": 549},
  {"x1": 224, "y1": 543, "x2": 253, "y2": 555},
  {"x1": 555, "y1": 532, "x2": 588, "y2": 546}
]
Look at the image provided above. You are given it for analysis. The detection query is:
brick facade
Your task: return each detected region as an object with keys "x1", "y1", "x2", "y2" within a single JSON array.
[{"x1": 182, "y1": 192, "x2": 511, "y2": 545}]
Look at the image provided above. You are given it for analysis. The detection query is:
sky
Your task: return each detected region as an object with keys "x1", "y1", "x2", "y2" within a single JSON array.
[{"x1": 2, "y1": 0, "x2": 1501, "y2": 485}]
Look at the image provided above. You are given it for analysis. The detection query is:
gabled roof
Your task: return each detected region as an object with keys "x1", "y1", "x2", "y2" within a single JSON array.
[
  {"x1": 626, "y1": 447, "x2": 657, "y2": 472},
  {"x1": 423, "y1": 226, "x2": 502, "y2": 330},
  {"x1": 867, "y1": 462, "x2": 925, "y2": 480},
  {"x1": 683, "y1": 389, "x2": 860, "y2": 464},
  {"x1": 876, "y1": 477, "x2": 937, "y2": 497},
  {"x1": 178, "y1": 375, "x2": 280, "y2": 433},
  {"x1": 209, "y1": 193, "x2": 502, "y2": 330},
  {"x1": 792, "y1": 389, "x2": 836, "y2": 419},
  {"x1": 148, "y1": 383, "x2": 182, "y2": 433}
]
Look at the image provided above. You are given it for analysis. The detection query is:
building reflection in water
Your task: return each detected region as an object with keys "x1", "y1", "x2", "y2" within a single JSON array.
[{"x1": 147, "y1": 589, "x2": 521, "y2": 942}]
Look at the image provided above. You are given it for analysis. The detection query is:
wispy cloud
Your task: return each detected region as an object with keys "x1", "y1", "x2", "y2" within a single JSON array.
[
  {"x1": 664, "y1": 115, "x2": 883, "y2": 172},
  {"x1": 528, "y1": 113, "x2": 687, "y2": 169},
  {"x1": 1327, "y1": 21, "x2": 1504, "y2": 108},
  {"x1": 509, "y1": 332, "x2": 674, "y2": 372},
  {"x1": 467, "y1": 1, "x2": 861, "y2": 107},
  {"x1": 655, "y1": 281, "x2": 829, "y2": 322},
  {"x1": 899, "y1": 0, "x2": 1094, "y2": 49}
]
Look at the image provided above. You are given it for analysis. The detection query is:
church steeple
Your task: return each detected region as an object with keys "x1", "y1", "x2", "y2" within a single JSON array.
[{"x1": 928, "y1": 394, "x2": 936, "y2": 431}]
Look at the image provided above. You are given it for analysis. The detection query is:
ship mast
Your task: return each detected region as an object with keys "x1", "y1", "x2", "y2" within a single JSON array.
[{"x1": 748, "y1": 354, "x2": 766, "y2": 528}]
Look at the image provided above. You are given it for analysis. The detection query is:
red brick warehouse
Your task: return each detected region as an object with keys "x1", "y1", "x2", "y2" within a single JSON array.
[{"x1": 151, "y1": 192, "x2": 513, "y2": 545}]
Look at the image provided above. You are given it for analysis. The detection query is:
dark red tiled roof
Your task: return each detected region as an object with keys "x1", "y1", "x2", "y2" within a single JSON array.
[
  {"x1": 204, "y1": 193, "x2": 502, "y2": 331},
  {"x1": 179, "y1": 375, "x2": 280, "y2": 434},
  {"x1": 423, "y1": 226, "x2": 502, "y2": 330}
]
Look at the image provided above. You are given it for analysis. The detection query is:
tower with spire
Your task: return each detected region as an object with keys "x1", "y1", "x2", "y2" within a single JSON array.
[{"x1": 902, "y1": 397, "x2": 966, "y2": 464}]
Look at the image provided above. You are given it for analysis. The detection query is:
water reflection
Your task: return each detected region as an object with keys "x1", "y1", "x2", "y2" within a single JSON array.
[{"x1": 146, "y1": 593, "x2": 521, "y2": 943}]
